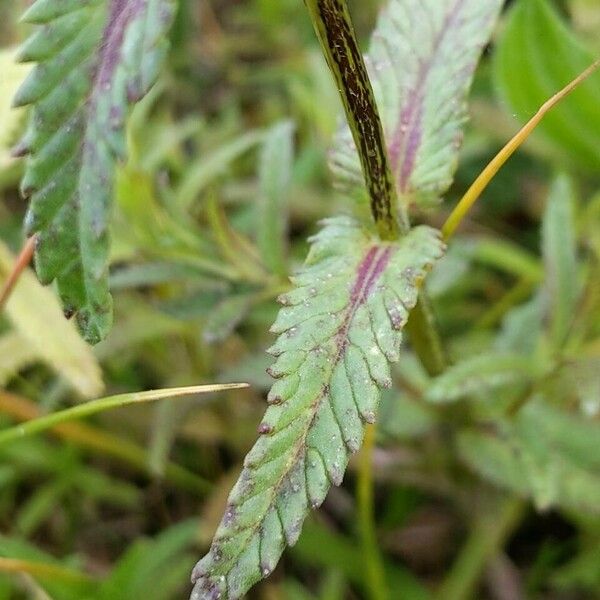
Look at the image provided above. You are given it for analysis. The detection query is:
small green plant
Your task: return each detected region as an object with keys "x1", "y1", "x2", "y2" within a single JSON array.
[{"x1": 4, "y1": 0, "x2": 600, "y2": 599}]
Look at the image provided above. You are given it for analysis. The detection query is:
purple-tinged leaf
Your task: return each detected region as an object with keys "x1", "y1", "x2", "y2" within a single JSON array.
[
  {"x1": 331, "y1": 0, "x2": 503, "y2": 206},
  {"x1": 190, "y1": 217, "x2": 445, "y2": 599},
  {"x1": 15, "y1": 0, "x2": 176, "y2": 343}
]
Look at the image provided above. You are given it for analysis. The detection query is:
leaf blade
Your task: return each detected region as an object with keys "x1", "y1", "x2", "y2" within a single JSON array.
[
  {"x1": 541, "y1": 175, "x2": 579, "y2": 349},
  {"x1": 17, "y1": 0, "x2": 176, "y2": 343},
  {"x1": 331, "y1": 0, "x2": 503, "y2": 205},
  {"x1": 258, "y1": 120, "x2": 294, "y2": 277},
  {"x1": 191, "y1": 217, "x2": 445, "y2": 599},
  {"x1": 494, "y1": 0, "x2": 600, "y2": 172}
]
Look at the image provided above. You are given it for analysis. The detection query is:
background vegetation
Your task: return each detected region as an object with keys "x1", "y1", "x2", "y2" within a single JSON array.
[{"x1": 1, "y1": 0, "x2": 600, "y2": 598}]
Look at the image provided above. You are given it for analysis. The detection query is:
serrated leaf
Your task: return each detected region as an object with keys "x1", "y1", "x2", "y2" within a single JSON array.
[
  {"x1": 494, "y1": 0, "x2": 600, "y2": 172},
  {"x1": 541, "y1": 175, "x2": 579, "y2": 349},
  {"x1": 16, "y1": 0, "x2": 177, "y2": 343},
  {"x1": 330, "y1": 0, "x2": 503, "y2": 206},
  {"x1": 190, "y1": 217, "x2": 445, "y2": 599},
  {"x1": 425, "y1": 352, "x2": 537, "y2": 403}
]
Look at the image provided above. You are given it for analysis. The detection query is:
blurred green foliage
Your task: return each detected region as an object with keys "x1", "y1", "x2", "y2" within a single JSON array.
[{"x1": 1, "y1": 0, "x2": 600, "y2": 599}]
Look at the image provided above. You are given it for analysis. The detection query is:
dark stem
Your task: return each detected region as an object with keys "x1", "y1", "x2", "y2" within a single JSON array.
[{"x1": 304, "y1": 0, "x2": 407, "y2": 240}]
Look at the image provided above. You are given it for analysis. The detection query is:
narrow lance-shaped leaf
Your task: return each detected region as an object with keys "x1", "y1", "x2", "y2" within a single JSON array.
[
  {"x1": 424, "y1": 352, "x2": 539, "y2": 404},
  {"x1": 541, "y1": 175, "x2": 579, "y2": 350},
  {"x1": 330, "y1": 0, "x2": 503, "y2": 206},
  {"x1": 15, "y1": 0, "x2": 177, "y2": 343},
  {"x1": 191, "y1": 217, "x2": 445, "y2": 599},
  {"x1": 258, "y1": 120, "x2": 294, "y2": 277},
  {"x1": 304, "y1": 0, "x2": 404, "y2": 238}
]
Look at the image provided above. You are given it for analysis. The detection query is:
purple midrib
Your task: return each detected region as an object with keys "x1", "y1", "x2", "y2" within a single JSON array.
[
  {"x1": 95, "y1": 0, "x2": 144, "y2": 91},
  {"x1": 332, "y1": 245, "x2": 393, "y2": 363},
  {"x1": 387, "y1": 0, "x2": 466, "y2": 193}
]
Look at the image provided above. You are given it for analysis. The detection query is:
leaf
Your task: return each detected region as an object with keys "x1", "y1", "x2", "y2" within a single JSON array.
[
  {"x1": 562, "y1": 357, "x2": 600, "y2": 417},
  {"x1": 191, "y1": 217, "x2": 445, "y2": 599},
  {"x1": 0, "y1": 534, "x2": 94, "y2": 600},
  {"x1": 457, "y1": 429, "x2": 531, "y2": 497},
  {"x1": 541, "y1": 175, "x2": 579, "y2": 349},
  {"x1": 175, "y1": 130, "x2": 265, "y2": 211},
  {"x1": 0, "y1": 240, "x2": 102, "y2": 398},
  {"x1": 495, "y1": 294, "x2": 543, "y2": 356},
  {"x1": 207, "y1": 196, "x2": 267, "y2": 282},
  {"x1": 330, "y1": 0, "x2": 503, "y2": 206},
  {"x1": 425, "y1": 352, "x2": 537, "y2": 403},
  {"x1": 203, "y1": 294, "x2": 253, "y2": 344},
  {"x1": 15, "y1": 0, "x2": 177, "y2": 343},
  {"x1": 520, "y1": 401, "x2": 600, "y2": 473},
  {"x1": 0, "y1": 47, "x2": 30, "y2": 169},
  {"x1": 258, "y1": 120, "x2": 295, "y2": 277},
  {"x1": 458, "y1": 402, "x2": 600, "y2": 514},
  {"x1": 494, "y1": 0, "x2": 600, "y2": 172}
]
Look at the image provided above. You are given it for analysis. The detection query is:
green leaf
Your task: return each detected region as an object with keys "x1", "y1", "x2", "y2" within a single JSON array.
[
  {"x1": 425, "y1": 352, "x2": 537, "y2": 403},
  {"x1": 561, "y1": 357, "x2": 600, "y2": 417},
  {"x1": 191, "y1": 217, "x2": 445, "y2": 599},
  {"x1": 541, "y1": 175, "x2": 579, "y2": 350},
  {"x1": 0, "y1": 47, "x2": 30, "y2": 170},
  {"x1": 520, "y1": 402, "x2": 600, "y2": 473},
  {"x1": 16, "y1": 0, "x2": 177, "y2": 343},
  {"x1": 330, "y1": 0, "x2": 503, "y2": 206},
  {"x1": 496, "y1": 294, "x2": 543, "y2": 356},
  {"x1": 494, "y1": 0, "x2": 600, "y2": 172},
  {"x1": 258, "y1": 120, "x2": 294, "y2": 277},
  {"x1": 203, "y1": 294, "x2": 253, "y2": 344},
  {"x1": 175, "y1": 130, "x2": 265, "y2": 211},
  {"x1": 458, "y1": 402, "x2": 600, "y2": 514}
]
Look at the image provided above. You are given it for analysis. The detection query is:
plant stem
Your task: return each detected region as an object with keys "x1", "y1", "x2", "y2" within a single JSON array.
[
  {"x1": 442, "y1": 58, "x2": 600, "y2": 241},
  {"x1": 0, "y1": 384, "x2": 247, "y2": 446},
  {"x1": 406, "y1": 294, "x2": 446, "y2": 377},
  {"x1": 0, "y1": 557, "x2": 94, "y2": 584},
  {"x1": 358, "y1": 424, "x2": 388, "y2": 600},
  {"x1": 0, "y1": 391, "x2": 212, "y2": 495},
  {"x1": 303, "y1": 0, "x2": 406, "y2": 239},
  {"x1": 0, "y1": 235, "x2": 36, "y2": 311},
  {"x1": 436, "y1": 497, "x2": 525, "y2": 600}
]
